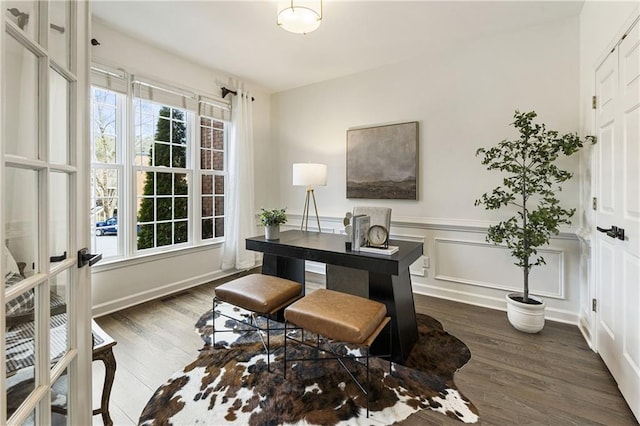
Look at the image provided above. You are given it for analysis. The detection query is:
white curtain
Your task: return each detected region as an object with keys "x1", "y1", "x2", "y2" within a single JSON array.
[{"x1": 221, "y1": 86, "x2": 257, "y2": 270}]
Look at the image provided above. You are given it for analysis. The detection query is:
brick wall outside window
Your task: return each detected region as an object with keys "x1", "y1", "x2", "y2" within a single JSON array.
[{"x1": 200, "y1": 116, "x2": 225, "y2": 240}]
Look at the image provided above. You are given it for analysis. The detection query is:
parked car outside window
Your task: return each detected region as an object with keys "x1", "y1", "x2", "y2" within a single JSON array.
[{"x1": 95, "y1": 217, "x2": 118, "y2": 236}]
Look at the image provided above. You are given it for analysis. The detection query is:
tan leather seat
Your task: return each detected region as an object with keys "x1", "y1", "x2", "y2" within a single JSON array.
[
  {"x1": 215, "y1": 274, "x2": 302, "y2": 315},
  {"x1": 213, "y1": 274, "x2": 303, "y2": 373},
  {"x1": 285, "y1": 289, "x2": 387, "y2": 344}
]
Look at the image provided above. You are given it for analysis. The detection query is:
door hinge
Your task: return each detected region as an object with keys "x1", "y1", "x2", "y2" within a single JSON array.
[
  {"x1": 592, "y1": 197, "x2": 597, "y2": 211},
  {"x1": 592, "y1": 95, "x2": 597, "y2": 109},
  {"x1": 592, "y1": 298, "x2": 597, "y2": 312}
]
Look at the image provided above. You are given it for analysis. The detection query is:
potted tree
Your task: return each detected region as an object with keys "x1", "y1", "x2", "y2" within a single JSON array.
[
  {"x1": 475, "y1": 110, "x2": 595, "y2": 333},
  {"x1": 259, "y1": 208, "x2": 287, "y2": 240}
]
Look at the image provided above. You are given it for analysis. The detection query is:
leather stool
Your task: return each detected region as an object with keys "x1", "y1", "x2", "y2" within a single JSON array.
[
  {"x1": 283, "y1": 289, "x2": 391, "y2": 417},
  {"x1": 213, "y1": 274, "x2": 302, "y2": 372}
]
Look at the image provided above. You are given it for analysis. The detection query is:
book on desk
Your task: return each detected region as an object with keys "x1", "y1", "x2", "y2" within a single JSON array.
[
  {"x1": 358, "y1": 245, "x2": 399, "y2": 255},
  {"x1": 352, "y1": 215, "x2": 370, "y2": 250}
]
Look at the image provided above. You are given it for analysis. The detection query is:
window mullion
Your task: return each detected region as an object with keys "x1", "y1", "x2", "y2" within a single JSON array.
[{"x1": 127, "y1": 82, "x2": 138, "y2": 257}]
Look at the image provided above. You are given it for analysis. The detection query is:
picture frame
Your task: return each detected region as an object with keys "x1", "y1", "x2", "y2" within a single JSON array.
[{"x1": 346, "y1": 121, "x2": 419, "y2": 200}]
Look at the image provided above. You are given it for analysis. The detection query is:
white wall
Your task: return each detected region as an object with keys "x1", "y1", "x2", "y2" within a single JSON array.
[
  {"x1": 89, "y1": 4, "x2": 640, "y2": 326},
  {"x1": 577, "y1": 1, "x2": 639, "y2": 344},
  {"x1": 90, "y1": 19, "x2": 277, "y2": 316},
  {"x1": 272, "y1": 16, "x2": 587, "y2": 323}
]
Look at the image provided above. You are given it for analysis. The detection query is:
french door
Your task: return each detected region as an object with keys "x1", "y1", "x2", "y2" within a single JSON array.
[
  {"x1": 1, "y1": 1, "x2": 91, "y2": 425},
  {"x1": 594, "y1": 17, "x2": 640, "y2": 421}
]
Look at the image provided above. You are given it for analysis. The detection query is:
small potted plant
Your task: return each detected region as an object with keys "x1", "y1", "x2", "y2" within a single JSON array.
[
  {"x1": 259, "y1": 208, "x2": 287, "y2": 240},
  {"x1": 475, "y1": 110, "x2": 595, "y2": 333}
]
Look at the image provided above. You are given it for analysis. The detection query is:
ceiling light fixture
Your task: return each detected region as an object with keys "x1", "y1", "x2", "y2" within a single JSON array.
[{"x1": 277, "y1": 0, "x2": 322, "y2": 35}]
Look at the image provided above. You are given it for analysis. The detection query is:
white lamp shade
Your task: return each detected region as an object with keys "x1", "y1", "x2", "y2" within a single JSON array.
[
  {"x1": 277, "y1": 0, "x2": 322, "y2": 34},
  {"x1": 293, "y1": 163, "x2": 327, "y2": 187}
]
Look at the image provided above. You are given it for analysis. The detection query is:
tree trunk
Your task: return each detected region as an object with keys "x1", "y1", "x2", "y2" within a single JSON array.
[
  {"x1": 523, "y1": 262, "x2": 529, "y2": 302},
  {"x1": 522, "y1": 144, "x2": 529, "y2": 303}
]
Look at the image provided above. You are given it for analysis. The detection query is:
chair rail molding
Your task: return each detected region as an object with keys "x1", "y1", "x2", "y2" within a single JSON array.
[{"x1": 286, "y1": 213, "x2": 580, "y2": 240}]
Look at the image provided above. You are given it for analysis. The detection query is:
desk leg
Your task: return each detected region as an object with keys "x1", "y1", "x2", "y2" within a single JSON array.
[
  {"x1": 93, "y1": 348, "x2": 116, "y2": 426},
  {"x1": 262, "y1": 254, "x2": 306, "y2": 292},
  {"x1": 369, "y1": 268, "x2": 418, "y2": 363}
]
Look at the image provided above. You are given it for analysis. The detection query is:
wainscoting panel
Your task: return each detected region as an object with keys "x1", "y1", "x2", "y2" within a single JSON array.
[{"x1": 434, "y1": 238, "x2": 565, "y2": 299}]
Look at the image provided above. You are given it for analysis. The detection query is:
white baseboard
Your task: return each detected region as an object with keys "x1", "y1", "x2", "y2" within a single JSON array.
[
  {"x1": 578, "y1": 314, "x2": 595, "y2": 350},
  {"x1": 91, "y1": 269, "x2": 242, "y2": 318}
]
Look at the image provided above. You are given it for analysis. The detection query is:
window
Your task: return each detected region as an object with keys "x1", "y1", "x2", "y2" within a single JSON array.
[
  {"x1": 134, "y1": 101, "x2": 190, "y2": 250},
  {"x1": 199, "y1": 117, "x2": 225, "y2": 240},
  {"x1": 89, "y1": 66, "x2": 230, "y2": 261},
  {"x1": 90, "y1": 86, "x2": 123, "y2": 258}
]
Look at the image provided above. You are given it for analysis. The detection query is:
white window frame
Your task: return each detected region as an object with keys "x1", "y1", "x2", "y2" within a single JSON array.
[
  {"x1": 196, "y1": 114, "x2": 228, "y2": 243},
  {"x1": 89, "y1": 63, "x2": 230, "y2": 264},
  {"x1": 89, "y1": 85, "x2": 126, "y2": 260},
  {"x1": 132, "y1": 98, "x2": 193, "y2": 253}
]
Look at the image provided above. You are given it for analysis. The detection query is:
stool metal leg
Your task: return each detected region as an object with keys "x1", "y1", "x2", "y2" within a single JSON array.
[
  {"x1": 366, "y1": 347, "x2": 370, "y2": 418},
  {"x1": 284, "y1": 320, "x2": 288, "y2": 379},
  {"x1": 212, "y1": 297, "x2": 217, "y2": 347},
  {"x1": 266, "y1": 313, "x2": 271, "y2": 372},
  {"x1": 389, "y1": 319, "x2": 393, "y2": 375}
]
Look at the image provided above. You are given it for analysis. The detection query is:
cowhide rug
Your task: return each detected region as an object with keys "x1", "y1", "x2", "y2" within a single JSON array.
[{"x1": 139, "y1": 303, "x2": 479, "y2": 425}]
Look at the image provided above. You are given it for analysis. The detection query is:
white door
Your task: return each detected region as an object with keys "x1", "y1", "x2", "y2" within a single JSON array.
[
  {"x1": 594, "y1": 18, "x2": 640, "y2": 421},
  {"x1": 1, "y1": 2, "x2": 92, "y2": 425}
]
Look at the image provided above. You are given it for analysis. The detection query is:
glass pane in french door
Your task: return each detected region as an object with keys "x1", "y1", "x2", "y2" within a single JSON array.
[
  {"x1": 4, "y1": 166, "x2": 40, "y2": 422},
  {"x1": 5, "y1": 292, "x2": 36, "y2": 420},
  {"x1": 48, "y1": 1, "x2": 69, "y2": 69},
  {"x1": 50, "y1": 172, "x2": 69, "y2": 265},
  {"x1": 4, "y1": 33, "x2": 39, "y2": 159},
  {"x1": 20, "y1": 410, "x2": 36, "y2": 425},
  {"x1": 49, "y1": 69, "x2": 70, "y2": 165},
  {"x1": 50, "y1": 367, "x2": 69, "y2": 424},
  {"x1": 50, "y1": 269, "x2": 70, "y2": 369},
  {"x1": 4, "y1": 1, "x2": 38, "y2": 39},
  {"x1": 4, "y1": 168, "x2": 39, "y2": 276}
]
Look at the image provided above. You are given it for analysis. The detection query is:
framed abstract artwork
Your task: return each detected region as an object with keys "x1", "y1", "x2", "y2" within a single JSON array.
[{"x1": 346, "y1": 121, "x2": 419, "y2": 200}]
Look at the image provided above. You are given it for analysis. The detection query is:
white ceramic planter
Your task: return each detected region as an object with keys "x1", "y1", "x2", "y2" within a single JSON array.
[
  {"x1": 265, "y1": 225, "x2": 280, "y2": 240},
  {"x1": 506, "y1": 293, "x2": 546, "y2": 333}
]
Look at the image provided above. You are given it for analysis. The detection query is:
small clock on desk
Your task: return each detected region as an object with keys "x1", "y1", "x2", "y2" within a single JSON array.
[{"x1": 367, "y1": 225, "x2": 389, "y2": 249}]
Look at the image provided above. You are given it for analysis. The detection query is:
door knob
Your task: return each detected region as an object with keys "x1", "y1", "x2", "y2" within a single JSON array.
[
  {"x1": 77, "y1": 248, "x2": 102, "y2": 268},
  {"x1": 50, "y1": 251, "x2": 67, "y2": 263},
  {"x1": 596, "y1": 226, "x2": 625, "y2": 240}
]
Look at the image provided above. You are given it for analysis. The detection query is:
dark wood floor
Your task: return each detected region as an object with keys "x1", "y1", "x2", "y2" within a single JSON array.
[{"x1": 92, "y1": 272, "x2": 637, "y2": 425}]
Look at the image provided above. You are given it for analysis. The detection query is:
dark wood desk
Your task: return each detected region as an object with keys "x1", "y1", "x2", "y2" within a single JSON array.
[{"x1": 246, "y1": 230, "x2": 423, "y2": 362}]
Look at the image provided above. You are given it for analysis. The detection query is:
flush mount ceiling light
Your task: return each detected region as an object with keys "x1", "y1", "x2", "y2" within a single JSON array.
[{"x1": 277, "y1": 0, "x2": 323, "y2": 34}]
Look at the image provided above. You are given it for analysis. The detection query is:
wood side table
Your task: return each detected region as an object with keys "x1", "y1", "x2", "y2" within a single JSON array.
[
  {"x1": 49, "y1": 321, "x2": 117, "y2": 425},
  {"x1": 91, "y1": 321, "x2": 117, "y2": 426}
]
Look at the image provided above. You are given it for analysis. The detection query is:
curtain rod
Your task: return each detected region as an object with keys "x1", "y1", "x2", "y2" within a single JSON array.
[{"x1": 221, "y1": 87, "x2": 255, "y2": 102}]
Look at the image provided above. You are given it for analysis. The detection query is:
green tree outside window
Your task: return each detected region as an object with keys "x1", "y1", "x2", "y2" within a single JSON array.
[{"x1": 137, "y1": 106, "x2": 189, "y2": 249}]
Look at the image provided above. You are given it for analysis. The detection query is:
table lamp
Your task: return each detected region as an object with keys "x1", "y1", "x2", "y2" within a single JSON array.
[{"x1": 293, "y1": 163, "x2": 327, "y2": 231}]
